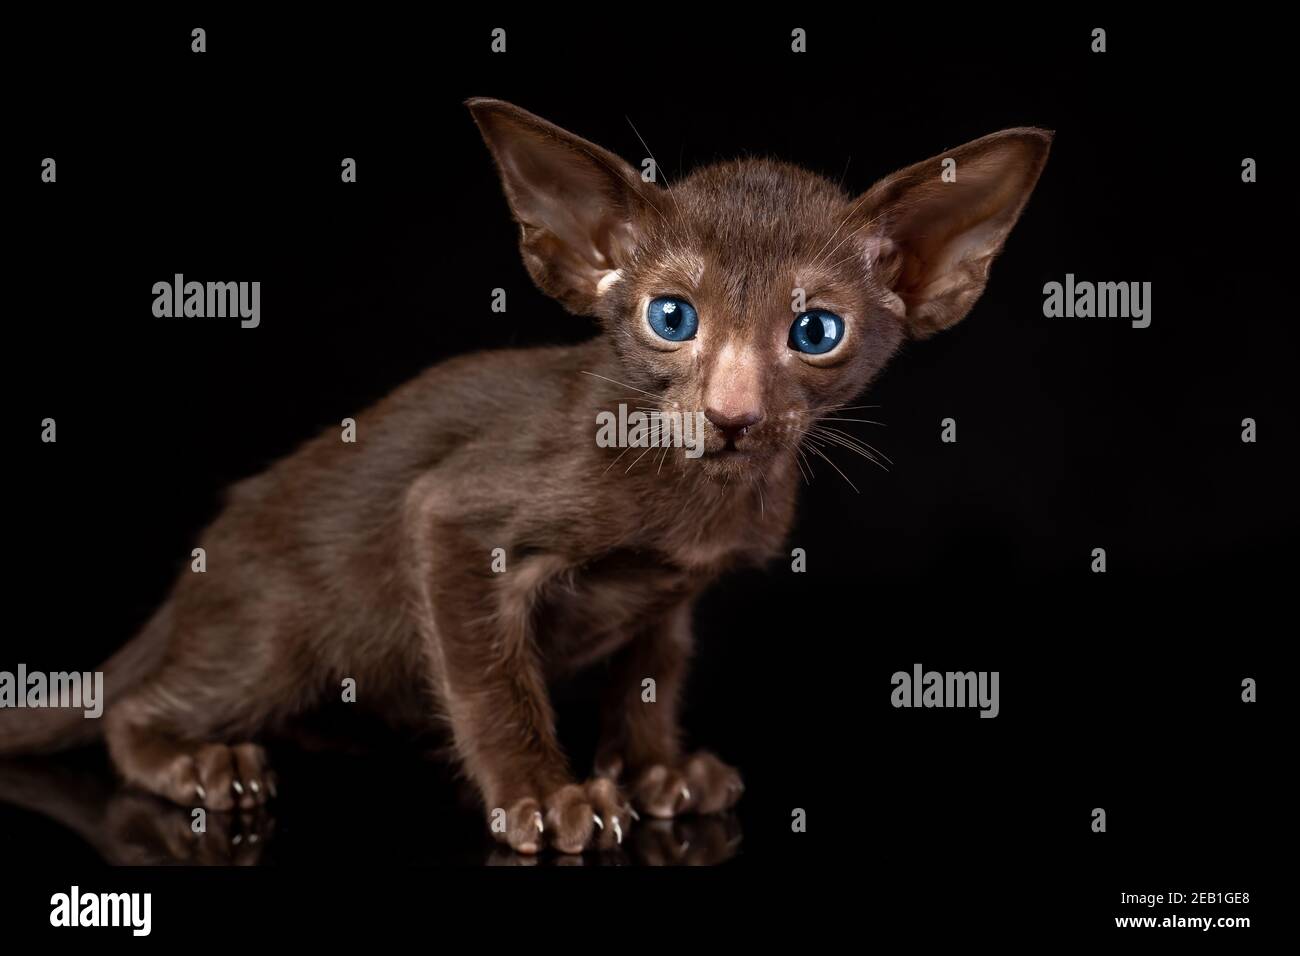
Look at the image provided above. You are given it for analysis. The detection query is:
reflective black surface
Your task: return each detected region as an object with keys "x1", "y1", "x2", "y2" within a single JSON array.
[{"x1": 0, "y1": 749, "x2": 743, "y2": 867}]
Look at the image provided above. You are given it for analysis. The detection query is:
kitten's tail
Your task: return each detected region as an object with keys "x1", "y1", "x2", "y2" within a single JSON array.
[{"x1": 0, "y1": 602, "x2": 173, "y2": 756}]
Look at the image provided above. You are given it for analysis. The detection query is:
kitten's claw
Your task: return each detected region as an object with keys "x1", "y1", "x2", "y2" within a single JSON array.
[
  {"x1": 628, "y1": 807, "x2": 640, "y2": 821},
  {"x1": 534, "y1": 812, "x2": 545, "y2": 834},
  {"x1": 612, "y1": 817, "x2": 623, "y2": 845},
  {"x1": 593, "y1": 814, "x2": 604, "y2": 830},
  {"x1": 169, "y1": 741, "x2": 272, "y2": 811},
  {"x1": 681, "y1": 786, "x2": 691, "y2": 803}
]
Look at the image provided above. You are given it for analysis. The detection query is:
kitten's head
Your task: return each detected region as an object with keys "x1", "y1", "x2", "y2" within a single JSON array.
[{"x1": 469, "y1": 99, "x2": 1050, "y2": 480}]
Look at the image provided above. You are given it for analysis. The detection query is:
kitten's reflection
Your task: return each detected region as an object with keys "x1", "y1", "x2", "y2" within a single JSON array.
[
  {"x1": 0, "y1": 757, "x2": 273, "y2": 865},
  {"x1": 0, "y1": 757, "x2": 741, "y2": 866},
  {"x1": 486, "y1": 814, "x2": 743, "y2": 866}
]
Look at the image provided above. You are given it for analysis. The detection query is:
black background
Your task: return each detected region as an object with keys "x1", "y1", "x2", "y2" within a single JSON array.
[{"x1": 3, "y1": 10, "x2": 1289, "y2": 943}]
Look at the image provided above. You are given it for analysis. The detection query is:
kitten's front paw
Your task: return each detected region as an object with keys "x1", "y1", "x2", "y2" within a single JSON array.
[
  {"x1": 497, "y1": 778, "x2": 634, "y2": 855},
  {"x1": 633, "y1": 751, "x2": 743, "y2": 818}
]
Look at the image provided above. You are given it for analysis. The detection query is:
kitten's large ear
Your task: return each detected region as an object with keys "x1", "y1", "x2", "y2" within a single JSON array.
[
  {"x1": 468, "y1": 98, "x2": 654, "y2": 315},
  {"x1": 851, "y1": 128, "x2": 1052, "y2": 338}
]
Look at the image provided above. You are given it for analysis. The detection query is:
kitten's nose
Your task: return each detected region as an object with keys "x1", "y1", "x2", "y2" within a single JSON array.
[
  {"x1": 705, "y1": 407, "x2": 764, "y2": 443},
  {"x1": 704, "y1": 343, "x2": 764, "y2": 444}
]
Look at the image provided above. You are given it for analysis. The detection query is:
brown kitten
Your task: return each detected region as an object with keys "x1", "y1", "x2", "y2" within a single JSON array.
[{"x1": 0, "y1": 100, "x2": 1050, "y2": 854}]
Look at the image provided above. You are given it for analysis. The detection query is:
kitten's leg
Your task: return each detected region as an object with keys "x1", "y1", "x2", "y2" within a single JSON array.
[
  {"x1": 416, "y1": 547, "x2": 631, "y2": 854},
  {"x1": 596, "y1": 600, "x2": 744, "y2": 818}
]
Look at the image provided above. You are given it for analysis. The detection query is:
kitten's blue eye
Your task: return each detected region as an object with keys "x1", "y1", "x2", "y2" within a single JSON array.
[
  {"x1": 789, "y1": 310, "x2": 844, "y2": 355},
  {"x1": 646, "y1": 297, "x2": 698, "y2": 342}
]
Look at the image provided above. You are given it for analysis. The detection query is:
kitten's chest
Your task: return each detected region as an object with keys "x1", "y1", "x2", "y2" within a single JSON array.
[
  {"x1": 536, "y1": 502, "x2": 793, "y2": 671},
  {"x1": 534, "y1": 548, "x2": 711, "y2": 672}
]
